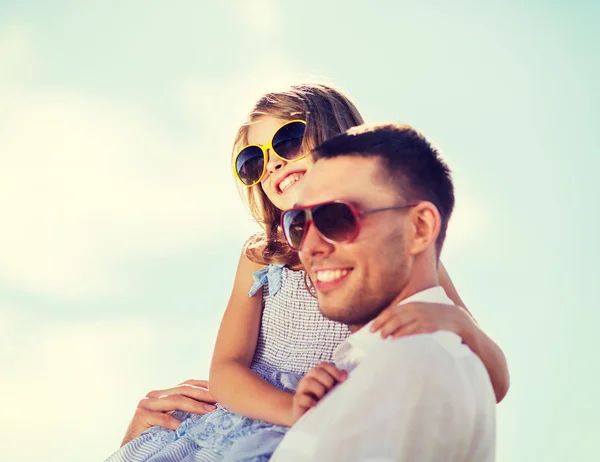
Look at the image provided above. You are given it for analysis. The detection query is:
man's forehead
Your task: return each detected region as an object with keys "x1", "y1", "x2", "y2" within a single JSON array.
[{"x1": 297, "y1": 156, "x2": 383, "y2": 206}]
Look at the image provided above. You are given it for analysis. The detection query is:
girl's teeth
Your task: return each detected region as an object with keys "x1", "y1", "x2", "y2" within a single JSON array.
[
  {"x1": 316, "y1": 269, "x2": 348, "y2": 282},
  {"x1": 280, "y1": 173, "x2": 303, "y2": 192}
]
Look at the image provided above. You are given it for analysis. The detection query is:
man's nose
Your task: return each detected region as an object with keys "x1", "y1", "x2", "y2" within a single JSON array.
[{"x1": 300, "y1": 222, "x2": 334, "y2": 257}]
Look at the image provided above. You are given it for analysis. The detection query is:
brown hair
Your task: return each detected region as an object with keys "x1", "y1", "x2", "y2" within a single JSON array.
[{"x1": 232, "y1": 83, "x2": 365, "y2": 266}]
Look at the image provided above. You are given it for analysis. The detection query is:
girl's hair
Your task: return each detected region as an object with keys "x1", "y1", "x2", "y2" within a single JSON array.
[{"x1": 232, "y1": 83, "x2": 365, "y2": 266}]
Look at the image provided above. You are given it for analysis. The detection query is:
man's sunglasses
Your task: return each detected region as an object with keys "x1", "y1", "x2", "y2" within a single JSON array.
[
  {"x1": 234, "y1": 120, "x2": 308, "y2": 187},
  {"x1": 281, "y1": 200, "x2": 417, "y2": 251}
]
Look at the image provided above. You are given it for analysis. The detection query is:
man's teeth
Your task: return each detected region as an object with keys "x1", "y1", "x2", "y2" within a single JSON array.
[
  {"x1": 316, "y1": 269, "x2": 349, "y2": 282},
  {"x1": 279, "y1": 173, "x2": 304, "y2": 192}
]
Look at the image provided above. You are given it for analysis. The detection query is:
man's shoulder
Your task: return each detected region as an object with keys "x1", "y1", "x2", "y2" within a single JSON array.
[
  {"x1": 371, "y1": 331, "x2": 468, "y2": 359},
  {"x1": 355, "y1": 331, "x2": 481, "y2": 384}
]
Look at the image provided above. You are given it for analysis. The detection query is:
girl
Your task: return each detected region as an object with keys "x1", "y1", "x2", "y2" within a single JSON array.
[{"x1": 107, "y1": 83, "x2": 508, "y2": 462}]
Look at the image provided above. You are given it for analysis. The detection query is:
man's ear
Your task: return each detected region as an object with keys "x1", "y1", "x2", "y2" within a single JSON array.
[{"x1": 407, "y1": 202, "x2": 441, "y2": 256}]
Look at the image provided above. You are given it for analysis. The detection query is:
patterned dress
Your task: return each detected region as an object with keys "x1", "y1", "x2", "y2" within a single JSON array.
[{"x1": 105, "y1": 264, "x2": 350, "y2": 462}]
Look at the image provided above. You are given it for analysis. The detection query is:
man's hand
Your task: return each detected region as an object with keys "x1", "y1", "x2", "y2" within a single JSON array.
[
  {"x1": 120, "y1": 379, "x2": 217, "y2": 447},
  {"x1": 291, "y1": 363, "x2": 347, "y2": 425},
  {"x1": 370, "y1": 302, "x2": 471, "y2": 339}
]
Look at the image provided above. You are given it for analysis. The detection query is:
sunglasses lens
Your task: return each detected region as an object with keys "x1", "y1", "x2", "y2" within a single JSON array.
[
  {"x1": 236, "y1": 146, "x2": 265, "y2": 185},
  {"x1": 282, "y1": 209, "x2": 307, "y2": 250},
  {"x1": 283, "y1": 203, "x2": 359, "y2": 251},
  {"x1": 272, "y1": 121, "x2": 306, "y2": 160},
  {"x1": 313, "y1": 203, "x2": 358, "y2": 242}
]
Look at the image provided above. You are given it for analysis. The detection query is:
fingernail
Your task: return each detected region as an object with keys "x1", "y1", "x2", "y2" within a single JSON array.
[{"x1": 204, "y1": 404, "x2": 216, "y2": 411}]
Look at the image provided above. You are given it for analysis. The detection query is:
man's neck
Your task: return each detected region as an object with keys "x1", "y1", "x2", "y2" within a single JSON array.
[{"x1": 389, "y1": 273, "x2": 440, "y2": 308}]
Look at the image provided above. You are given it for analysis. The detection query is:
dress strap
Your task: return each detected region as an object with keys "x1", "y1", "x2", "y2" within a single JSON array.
[{"x1": 248, "y1": 263, "x2": 285, "y2": 297}]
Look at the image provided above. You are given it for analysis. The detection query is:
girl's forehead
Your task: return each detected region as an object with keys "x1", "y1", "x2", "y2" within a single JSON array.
[{"x1": 246, "y1": 117, "x2": 289, "y2": 145}]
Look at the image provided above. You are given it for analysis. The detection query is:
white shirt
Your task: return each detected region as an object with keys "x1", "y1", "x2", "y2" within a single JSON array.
[{"x1": 271, "y1": 286, "x2": 496, "y2": 462}]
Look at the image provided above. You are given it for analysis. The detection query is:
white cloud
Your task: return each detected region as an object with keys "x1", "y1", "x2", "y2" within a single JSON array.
[
  {"x1": 0, "y1": 20, "x2": 33, "y2": 82},
  {"x1": 175, "y1": 61, "x2": 310, "y2": 135},
  {"x1": 0, "y1": 15, "x2": 481, "y2": 302},
  {"x1": 232, "y1": 0, "x2": 283, "y2": 38},
  {"x1": 0, "y1": 28, "x2": 263, "y2": 299},
  {"x1": 0, "y1": 303, "x2": 219, "y2": 461},
  {"x1": 0, "y1": 21, "x2": 35, "y2": 127},
  {"x1": 0, "y1": 89, "x2": 256, "y2": 298},
  {"x1": 445, "y1": 191, "x2": 489, "y2": 245}
]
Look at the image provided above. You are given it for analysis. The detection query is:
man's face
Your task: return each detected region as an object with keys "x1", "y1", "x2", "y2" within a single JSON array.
[{"x1": 297, "y1": 156, "x2": 412, "y2": 327}]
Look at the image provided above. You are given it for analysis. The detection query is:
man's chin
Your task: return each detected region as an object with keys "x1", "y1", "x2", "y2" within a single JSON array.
[
  {"x1": 319, "y1": 309, "x2": 348, "y2": 324},
  {"x1": 317, "y1": 292, "x2": 380, "y2": 327},
  {"x1": 316, "y1": 296, "x2": 353, "y2": 324}
]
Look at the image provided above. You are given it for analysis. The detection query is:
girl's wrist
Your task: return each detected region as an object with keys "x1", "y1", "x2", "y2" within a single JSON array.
[
  {"x1": 288, "y1": 393, "x2": 298, "y2": 427},
  {"x1": 456, "y1": 308, "x2": 481, "y2": 350}
]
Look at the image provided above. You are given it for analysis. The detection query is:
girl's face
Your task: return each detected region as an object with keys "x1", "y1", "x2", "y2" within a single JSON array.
[{"x1": 247, "y1": 117, "x2": 315, "y2": 211}]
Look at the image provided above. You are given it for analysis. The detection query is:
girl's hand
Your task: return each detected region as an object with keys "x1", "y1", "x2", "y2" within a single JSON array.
[
  {"x1": 370, "y1": 302, "x2": 471, "y2": 339},
  {"x1": 291, "y1": 362, "x2": 347, "y2": 424}
]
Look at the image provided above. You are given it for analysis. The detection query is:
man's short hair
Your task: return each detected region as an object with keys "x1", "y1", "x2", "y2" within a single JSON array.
[{"x1": 312, "y1": 123, "x2": 455, "y2": 254}]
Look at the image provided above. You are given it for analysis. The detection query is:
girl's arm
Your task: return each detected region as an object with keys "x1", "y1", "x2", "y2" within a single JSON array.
[
  {"x1": 438, "y1": 261, "x2": 510, "y2": 402},
  {"x1": 209, "y1": 251, "x2": 294, "y2": 427}
]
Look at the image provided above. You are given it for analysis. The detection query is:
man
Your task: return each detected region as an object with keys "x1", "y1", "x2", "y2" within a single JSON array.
[{"x1": 270, "y1": 123, "x2": 496, "y2": 461}]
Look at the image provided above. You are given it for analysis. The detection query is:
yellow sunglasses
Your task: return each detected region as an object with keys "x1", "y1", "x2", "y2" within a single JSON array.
[{"x1": 233, "y1": 120, "x2": 308, "y2": 187}]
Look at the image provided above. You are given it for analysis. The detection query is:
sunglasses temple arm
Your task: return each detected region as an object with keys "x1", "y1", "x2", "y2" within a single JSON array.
[{"x1": 360, "y1": 204, "x2": 415, "y2": 216}]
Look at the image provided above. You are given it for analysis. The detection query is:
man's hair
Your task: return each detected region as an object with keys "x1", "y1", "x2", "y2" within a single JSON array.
[{"x1": 312, "y1": 123, "x2": 455, "y2": 255}]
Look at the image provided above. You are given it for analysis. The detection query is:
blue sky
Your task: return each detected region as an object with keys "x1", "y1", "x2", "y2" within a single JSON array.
[{"x1": 0, "y1": 1, "x2": 598, "y2": 461}]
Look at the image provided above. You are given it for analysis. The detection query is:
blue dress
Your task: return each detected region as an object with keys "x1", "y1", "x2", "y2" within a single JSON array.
[{"x1": 105, "y1": 265, "x2": 350, "y2": 462}]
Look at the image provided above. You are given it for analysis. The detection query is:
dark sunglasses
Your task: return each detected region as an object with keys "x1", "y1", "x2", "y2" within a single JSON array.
[
  {"x1": 234, "y1": 120, "x2": 308, "y2": 187},
  {"x1": 281, "y1": 200, "x2": 418, "y2": 251}
]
